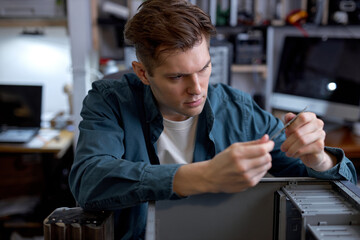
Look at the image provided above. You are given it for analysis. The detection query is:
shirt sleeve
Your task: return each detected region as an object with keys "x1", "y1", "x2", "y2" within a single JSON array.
[
  {"x1": 68, "y1": 82, "x2": 183, "y2": 211},
  {"x1": 306, "y1": 147, "x2": 357, "y2": 185}
]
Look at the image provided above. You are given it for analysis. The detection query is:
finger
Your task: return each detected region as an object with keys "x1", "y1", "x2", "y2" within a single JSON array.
[
  {"x1": 282, "y1": 121, "x2": 315, "y2": 151},
  {"x1": 293, "y1": 140, "x2": 324, "y2": 160},
  {"x1": 241, "y1": 134, "x2": 270, "y2": 146},
  {"x1": 283, "y1": 129, "x2": 325, "y2": 158},
  {"x1": 291, "y1": 130, "x2": 325, "y2": 159},
  {"x1": 228, "y1": 158, "x2": 272, "y2": 192},
  {"x1": 284, "y1": 112, "x2": 296, "y2": 124},
  {"x1": 232, "y1": 140, "x2": 274, "y2": 159},
  {"x1": 239, "y1": 160, "x2": 272, "y2": 188},
  {"x1": 260, "y1": 134, "x2": 270, "y2": 143},
  {"x1": 252, "y1": 162, "x2": 272, "y2": 181},
  {"x1": 282, "y1": 117, "x2": 324, "y2": 152},
  {"x1": 235, "y1": 152, "x2": 272, "y2": 174},
  {"x1": 218, "y1": 154, "x2": 272, "y2": 193},
  {"x1": 246, "y1": 158, "x2": 272, "y2": 178},
  {"x1": 286, "y1": 112, "x2": 317, "y2": 134}
]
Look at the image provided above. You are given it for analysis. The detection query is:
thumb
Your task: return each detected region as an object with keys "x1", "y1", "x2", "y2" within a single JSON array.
[
  {"x1": 284, "y1": 112, "x2": 296, "y2": 124},
  {"x1": 243, "y1": 134, "x2": 270, "y2": 145}
]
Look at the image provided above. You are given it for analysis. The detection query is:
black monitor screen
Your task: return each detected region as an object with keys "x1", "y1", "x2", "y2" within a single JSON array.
[
  {"x1": 275, "y1": 36, "x2": 360, "y2": 106},
  {"x1": 0, "y1": 84, "x2": 42, "y2": 128}
]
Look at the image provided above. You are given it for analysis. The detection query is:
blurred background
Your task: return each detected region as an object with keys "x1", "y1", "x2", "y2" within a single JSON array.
[{"x1": 0, "y1": 0, "x2": 360, "y2": 239}]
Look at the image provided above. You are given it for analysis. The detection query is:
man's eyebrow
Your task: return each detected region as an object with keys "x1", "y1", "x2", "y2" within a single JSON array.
[
  {"x1": 200, "y1": 59, "x2": 211, "y2": 70},
  {"x1": 164, "y1": 59, "x2": 211, "y2": 77}
]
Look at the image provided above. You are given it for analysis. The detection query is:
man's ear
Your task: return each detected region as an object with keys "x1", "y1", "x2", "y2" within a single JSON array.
[{"x1": 132, "y1": 61, "x2": 150, "y2": 85}]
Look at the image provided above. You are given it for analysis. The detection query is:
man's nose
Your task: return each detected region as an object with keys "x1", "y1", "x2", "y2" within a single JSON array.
[{"x1": 187, "y1": 74, "x2": 202, "y2": 95}]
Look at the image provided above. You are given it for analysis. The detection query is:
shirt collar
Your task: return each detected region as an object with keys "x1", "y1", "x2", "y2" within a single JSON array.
[
  {"x1": 143, "y1": 85, "x2": 162, "y2": 123},
  {"x1": 202, "y1": 99, "x2": 214, "y2": 134},
  {"x1": 143, "y1": 84, "x2": 215, "y2": 131}
]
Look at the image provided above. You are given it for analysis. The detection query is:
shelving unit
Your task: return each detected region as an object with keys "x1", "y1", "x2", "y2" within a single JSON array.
[
  {"x1": 0, "y1": 18, "x2": 67, "y2": 27},
  {"x1": 231, "y1": 64, "x2": 266, "y2": 75}
]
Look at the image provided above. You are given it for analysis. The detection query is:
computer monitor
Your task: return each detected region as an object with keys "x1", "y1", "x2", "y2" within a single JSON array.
[
  {"x1": 271, "y1": 36, "x2": 360, "y2": 123},
  {"x1": 0, "y1": 84, "x2": 42, "y2": 128}
]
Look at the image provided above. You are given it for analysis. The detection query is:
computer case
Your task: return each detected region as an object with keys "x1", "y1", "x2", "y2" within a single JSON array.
[{"x1": 147, "y1": 178, "x2": 360, "y2": 240}]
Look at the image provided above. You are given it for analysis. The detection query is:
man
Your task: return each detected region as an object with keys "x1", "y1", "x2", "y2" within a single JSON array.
[{"x1": 69, "y1": 0, "x2": 357, "y2": 239}]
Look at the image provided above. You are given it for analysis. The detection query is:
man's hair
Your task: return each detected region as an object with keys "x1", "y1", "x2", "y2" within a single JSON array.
[{"x1": 124, "y1": 0, "x2": 216, "y2": 76}]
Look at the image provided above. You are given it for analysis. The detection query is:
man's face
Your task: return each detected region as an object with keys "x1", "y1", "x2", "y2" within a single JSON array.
[{"x1": 141, "y1": 39, "x2": 211, "y2": 121}]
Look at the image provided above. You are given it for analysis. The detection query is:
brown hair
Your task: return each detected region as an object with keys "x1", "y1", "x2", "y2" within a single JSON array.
[{"x1": 124, "y1": 0, "x2": 216, "y2": 76}]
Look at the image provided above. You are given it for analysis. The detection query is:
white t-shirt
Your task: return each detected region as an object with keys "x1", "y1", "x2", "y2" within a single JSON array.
[{"x1": 157, "y1": 116, "x2": 199, "y2": 165}]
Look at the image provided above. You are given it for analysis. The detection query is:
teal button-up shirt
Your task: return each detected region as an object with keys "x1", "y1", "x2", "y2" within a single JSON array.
[{"x1": 69, "y1": 73, "x2": 357, "y2": 239}]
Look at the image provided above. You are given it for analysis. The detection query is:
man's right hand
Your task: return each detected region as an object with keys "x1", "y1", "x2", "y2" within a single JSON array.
[{"x1": 173, "y1": 135, "x2": 274, "y2": 197}]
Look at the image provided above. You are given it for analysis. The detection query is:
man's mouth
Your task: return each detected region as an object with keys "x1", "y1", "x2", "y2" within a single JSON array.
[{"x1": 185, "y1": 97, "x2": 203, "y2": 107}]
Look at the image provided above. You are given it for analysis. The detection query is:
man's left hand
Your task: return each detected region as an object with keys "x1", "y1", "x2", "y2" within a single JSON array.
[{"x1": 280, "y1": 111, "x2": 337, "y2": 172}]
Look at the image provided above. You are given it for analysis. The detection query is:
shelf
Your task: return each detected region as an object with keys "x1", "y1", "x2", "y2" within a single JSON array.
[
  {"x1": 0, "y1": 18, "x2": 67, "y2": 27},
  {"x1": 216, "y1": 25, "x2": 267, "y2": 35},
  {"x1": 231, "y1": 64, "x2": 267, "y2": 74}
]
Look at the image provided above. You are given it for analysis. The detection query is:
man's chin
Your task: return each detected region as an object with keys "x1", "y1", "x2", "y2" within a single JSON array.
[{"x1": 184, "y1": 104, "x2": 205, "y2": 117}]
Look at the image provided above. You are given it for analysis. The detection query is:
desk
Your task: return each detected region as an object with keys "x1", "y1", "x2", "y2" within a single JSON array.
[
  {"x1": 0, "y1": 129, "x2": 74, "y2": 199},
  {"x1": 325, "y1": 126, "x2": 360, "y2": 159},
  {"x1": 0, "y1": 130, "x2": 74, "y2": 159},
  {"x1": 0, "y1": 129, "x2": 75, "y2": 239}
]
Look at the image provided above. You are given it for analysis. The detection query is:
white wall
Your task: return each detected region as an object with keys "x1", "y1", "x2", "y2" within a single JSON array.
[{"x1": 0, "y1": 27, "x2": 72, "y2": 125}]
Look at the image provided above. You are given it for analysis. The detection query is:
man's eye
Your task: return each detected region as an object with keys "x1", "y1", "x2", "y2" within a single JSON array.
[
  {"x1": 200, "y1": 65, "x2": 209, "y2": 72},
  {"x1": 170, "y1": 75, "x2": 183, "y2": 80}
]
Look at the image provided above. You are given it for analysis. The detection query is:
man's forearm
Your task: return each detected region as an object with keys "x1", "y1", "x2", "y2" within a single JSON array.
[{"x1": 173, "y1": 161, "x2": 212, "y2": 197}]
